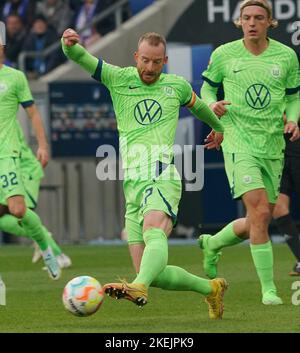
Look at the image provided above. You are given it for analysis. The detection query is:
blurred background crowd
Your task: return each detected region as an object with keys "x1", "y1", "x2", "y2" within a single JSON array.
[{"x1": 0, "y1": 0, "x2": 131, "y2": 78}]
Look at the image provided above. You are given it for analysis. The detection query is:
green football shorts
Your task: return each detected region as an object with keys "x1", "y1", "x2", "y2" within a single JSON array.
[
  {"x1": 124, "y1": 163, "x2": 182, "y2": 244},
  {"x1": 0, "y1": 157, "x2": 25, "y2": 204},
  {"x1": 22, "y1": 175, "x2": 41, "y2": 209},
  {"x1": 0, "y1": 157, "x2": 41, "y2": 208},
  {"x1": 223, "y1": 153, "x2": 283, "y2": 204},
  {"x1": 20, "y1": 154, "x2": 44, "y2": 208}
]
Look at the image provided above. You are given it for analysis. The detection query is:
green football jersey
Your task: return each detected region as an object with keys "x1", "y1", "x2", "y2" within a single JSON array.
[
  {"x1": 17, "y1": 124, "x2": 44, "y2": 181},
  {"x1": 95, "y1": 62, "x2": 193, "y2": 174},
  {"x1": 201, "y1": 38, "x2": 300, "y2": 159},
  {"x1": 0, "y1": 65, "x2": 34, "y2": 158}
]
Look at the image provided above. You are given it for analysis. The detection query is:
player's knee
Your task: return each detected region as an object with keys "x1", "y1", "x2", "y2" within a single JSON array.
[
  {"x1": 143, "y1": 220, "x2": 172, "y2": 236},
  {"x1": 9, "y1": 203, "x2": 26, "y2": 218},
  {"x1": 253, "y1": 206, "x2": 272, "y2": 225},
  {"x1": 143, "y1": 211, "x2": 172, "y2": 235}
]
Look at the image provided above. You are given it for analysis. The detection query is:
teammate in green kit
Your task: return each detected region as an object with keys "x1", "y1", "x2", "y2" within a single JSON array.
[
  {"x1": 62, "y1": 29, "x2": 228, "y2": 319},
  {"x1": 0, "y1": 124, "x2": 72, "y2": 269},
  {"x1": 0, "y1": 43, "x2": 61, "y2": 280},
  {"x1": 199, "y1": 0, "x2": 300, "y2": 305}
]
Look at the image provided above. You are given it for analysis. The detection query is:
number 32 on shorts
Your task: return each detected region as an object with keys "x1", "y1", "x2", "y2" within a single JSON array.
[{"x1": 0, "y1": 172, "x2": 18, "y2": 189}]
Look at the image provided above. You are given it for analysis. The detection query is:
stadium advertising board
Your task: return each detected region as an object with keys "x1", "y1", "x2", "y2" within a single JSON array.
[
  {"x1": 168, "y1": 0, "x2": 300, "y2": 55},
  {"x1": 49, "y1": 82, "x2": 118, "y2": 157}
]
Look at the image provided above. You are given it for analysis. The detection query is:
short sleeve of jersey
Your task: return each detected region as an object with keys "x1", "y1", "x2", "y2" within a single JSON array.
[
  {"x1": 177, "y1": 77, "x2": 193, "y2": 106},
  {"x1": 100, "y1": 61, "x2": 124, "y2": 90},
  {"x1": 16, "y1": 71, "x2": 33, "y2": 105},
  {"x1": 201, "y1": 46, "x2": 224, "y2": 86},
  {"x1": 286, "y1": 50, "x2": 300, "y2": 94}
]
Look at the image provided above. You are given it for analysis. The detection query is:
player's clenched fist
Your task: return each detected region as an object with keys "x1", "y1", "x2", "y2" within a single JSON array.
[{"x1": 62, "y1": 28, "x2": 80, "y2": 46}]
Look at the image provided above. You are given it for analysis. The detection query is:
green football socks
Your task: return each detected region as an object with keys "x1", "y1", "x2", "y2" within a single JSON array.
[
  {"x1": 42, "y1": 227, "x2": 62, "y2": 256},
  {"x1": 0, "y1": 214, "x2": 27, "y2": 237},
  {"x1": 133, "y1": 228, "x2": 168, "y2": 288},
  {"x1": 208, "y1": 222, "x2": 244, "y2": 251},
  {"x1": 21, "y1": 209, "x2": 49, "y2": 251},
  {"x1": 250, "y1": 241, "x2": 276, "y2": 294},
  {"x1": 151, "y1": 265, "x2": 212, "y2": 295},
  {"x1": 0, "y1": 214, "x2": 62, "y2": 255}
]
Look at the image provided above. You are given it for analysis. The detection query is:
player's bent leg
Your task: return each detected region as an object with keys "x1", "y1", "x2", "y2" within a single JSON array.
[
  {"x1": 103, "y1": 281, "x2": 148, "y2": 307},
  {"x1": 198, "y1": 234, "x2": 221, "y2": 279},
  {"x1": 151, "y1": 266, "x2": 228, "y2": 319},
  {"x1": 0, "y1": 214, "x2": 27, "y2": 237},
  {"x1": 0, "y1": 212, "x2": 70, "y2": 269},
  {"x1": 7, "y1": 196, "x2": 61, "y2": 280},
  {"x1": 151, "y1": 265, "x2": 212, "y2": 293},
  {"x1": 21, "y1": 208, "x2": 61, "y2": 280},
  {"x1": 244, "y1": 189, "x2": 282, "y2": 304},
  {"x1": 205, "y1": 278, "x2": 229, "y2": 319},
  {"x1": 130, "y1": 211, "x2": 171, "y2": 288},
  {"x1": 132, "y1": 227, "x2": 168, "y2": 287},
  {"x1": 104, "y1": 213, "x2": 171, "y2": 307},
  {"x1": 250, "y1": 241, "x2": 283, "y2": 305},
  {"x1": 105, "y1": 214, "x2": 147, "y2": 306},
  {"x1": 198, "y1": 220, "x2": 247, "y2": 279},
  {"x1": 104, "y1": 227, "x2": 168, "y2": 307}
]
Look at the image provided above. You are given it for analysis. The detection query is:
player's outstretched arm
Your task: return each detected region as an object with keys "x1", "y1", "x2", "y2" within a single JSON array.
[
  {"x1": 25, "y1": 104, "x2": 49, "y2": 168},
  {"x1": 61, "y1": 28, "x2": 98, "y2": 75},
  {"x1": 187, "y1": 92, "x2": 224, "y2": 133}
]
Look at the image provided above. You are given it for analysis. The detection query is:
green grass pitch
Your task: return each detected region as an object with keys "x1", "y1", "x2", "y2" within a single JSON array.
[{"x1": 0, "y1": 243, "x2": 300, "y2": 333}]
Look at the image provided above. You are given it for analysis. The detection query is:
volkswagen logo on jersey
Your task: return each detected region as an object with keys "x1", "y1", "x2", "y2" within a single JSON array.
[
  {"x1": 134, "y1": 99, "x2": 162, "y2": 125},
  {"x1": 0, "y1": 83, "x2": 7, "y2": 93},
  {"x1": 271, "y1": 66, "x2": 281, "y2": 77},
  {"x1": 245, "y1": 84, "x2": 271, "y2": 110},
  {"x1": 163, "y1": 86, "x2": 175, "y2": 96}
]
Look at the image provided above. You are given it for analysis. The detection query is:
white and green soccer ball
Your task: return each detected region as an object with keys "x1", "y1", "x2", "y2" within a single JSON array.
[{"x1": 63, "y1": 276, "x2": 104, "y2": 317}]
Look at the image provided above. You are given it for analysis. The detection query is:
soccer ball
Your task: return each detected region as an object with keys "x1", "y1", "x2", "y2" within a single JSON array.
[{"x1": 62, "y1": 276, "x2": 104, "y2": 317}]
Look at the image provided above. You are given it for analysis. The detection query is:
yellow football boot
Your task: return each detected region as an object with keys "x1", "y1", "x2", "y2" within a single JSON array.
[
  {"x1": 103, "y1": 280, "x2": 148, "y2": 307},
  {"x1": 205, "y1": 278, "x2": 228, "y2": 319}
]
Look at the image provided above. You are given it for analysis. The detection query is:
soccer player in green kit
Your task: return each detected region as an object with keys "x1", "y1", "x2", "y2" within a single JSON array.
[
  {"x1": 0, "y1": 43, "x2": 61, "y2": 280},
  {"x1": 200, "y1": 0, "x2": 300, "y2": 305},
  {"x1": 0, "y1": 124, "x2": 72, "y2": 269},
  {"x1": 62, "y1": 29, "x2": 228, "y2": 319}
]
